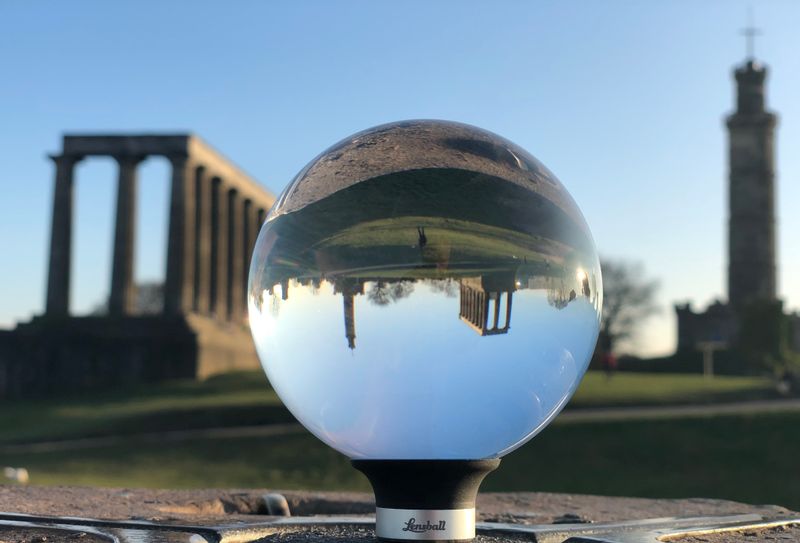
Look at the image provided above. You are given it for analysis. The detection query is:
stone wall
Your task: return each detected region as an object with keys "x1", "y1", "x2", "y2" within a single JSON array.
[{"x1": 0, "y1": 315, "x2": 258, "y2": 399}]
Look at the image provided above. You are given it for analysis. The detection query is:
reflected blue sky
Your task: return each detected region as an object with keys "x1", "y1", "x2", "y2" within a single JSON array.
[{"x1": 250, "y1": 280, "x2": 598, "y2": 459}]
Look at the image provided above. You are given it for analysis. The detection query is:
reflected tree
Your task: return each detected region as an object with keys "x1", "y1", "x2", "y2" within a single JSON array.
[
  {"x1": 425, "y1": 278, "x2": 459, "y2": 298},
  {"x1": 547, "y1": 284, "x2": 573, "y2": 310},
  {"x1": 367, "y1": 280, "x2": 415, "y2": 306}
]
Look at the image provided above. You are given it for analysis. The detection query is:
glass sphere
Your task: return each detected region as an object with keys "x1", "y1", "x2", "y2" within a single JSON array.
[{"x1": 248, "y1": 120, "x2": 602, "y2": 460}]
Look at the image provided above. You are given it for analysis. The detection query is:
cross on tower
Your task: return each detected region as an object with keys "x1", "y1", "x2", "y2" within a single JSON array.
[{"x1": 740, "y1": 9, "x2": 761, "y2": 60}]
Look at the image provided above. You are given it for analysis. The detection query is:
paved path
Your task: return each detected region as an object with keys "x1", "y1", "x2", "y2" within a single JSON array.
[
  {"x1": 556, "y1": 397, "x2": 800, "y2": 423},
  {"x1": 2, "y1": 398, "x2": 800, "y2": 454},
  {"x1": 0, "y1": 423, "x2": 305, "y2": 454}
]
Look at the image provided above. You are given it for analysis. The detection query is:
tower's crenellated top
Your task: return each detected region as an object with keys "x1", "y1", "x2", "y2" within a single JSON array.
[
  {"x1": 731, "y1": 14, "x2": 775, "y2": 118},
  {"x1": 733, "y1": 60, "x2": 770, "y2": 116}
]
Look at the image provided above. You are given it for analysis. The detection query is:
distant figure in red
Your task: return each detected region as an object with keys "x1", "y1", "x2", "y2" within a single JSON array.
[{"x1": 601, "y1": 351, "x2": 617, "y2": 379}]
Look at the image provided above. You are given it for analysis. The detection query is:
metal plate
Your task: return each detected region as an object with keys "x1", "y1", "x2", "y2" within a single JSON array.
[{"x1": 0, "y1": 511, "x2": 797, "y2": 543}]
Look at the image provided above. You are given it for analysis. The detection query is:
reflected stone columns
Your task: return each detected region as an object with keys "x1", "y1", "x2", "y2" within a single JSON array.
[
  {"x1": 46, "y1": 154, "x2": 82, "y2": 316},
  {"x1": 164, "y1": 154, "x2": 196, "y2": 315},
  {"x1": 109, "y1": 155, "x2": 143, "y2": 315}
]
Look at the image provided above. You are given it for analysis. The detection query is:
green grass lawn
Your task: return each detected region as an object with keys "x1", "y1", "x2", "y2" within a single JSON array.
[
  {"x1": 0, "y1": 371, "x2": 290, "y2": 444},
  {"x1": 4, "y1": 412, "x2": 799, "y2": 511},
  {"x1": 0, "y1": 371, "x2": 777, "y2": 444},
  {"x1": 1, "y1": 370, "x2": 794, "y2": 510},
  {"x1": 569, "y1": 372, "x2": 776, "y2": 408}
]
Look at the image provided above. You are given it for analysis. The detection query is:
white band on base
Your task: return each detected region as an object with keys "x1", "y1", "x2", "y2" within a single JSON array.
[{"x1": 375, "y1": 507, "x2": 475, "y2": 540}]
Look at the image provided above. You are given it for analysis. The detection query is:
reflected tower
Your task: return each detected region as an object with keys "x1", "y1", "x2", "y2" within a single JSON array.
[
  {"x1": 343, "y1": 294, "x2": 356, "y2": 349},
  {"x1": 334, "y1": 278, "x2": 365, "y2": 350}
]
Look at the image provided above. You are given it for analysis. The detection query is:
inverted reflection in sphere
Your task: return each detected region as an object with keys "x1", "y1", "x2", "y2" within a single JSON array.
[{"x1": 248, "y1": 120, "x2": 602, "y2": 460}]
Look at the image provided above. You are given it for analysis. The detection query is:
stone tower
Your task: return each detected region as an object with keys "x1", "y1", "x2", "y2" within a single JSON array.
[{"x1": 726, "y1": 58, "x2": 778, "y2": 307}]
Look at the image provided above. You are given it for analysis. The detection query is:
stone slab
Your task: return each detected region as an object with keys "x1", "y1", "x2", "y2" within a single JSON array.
[{"x1": 0, "y1": 487, "x2": 794, "y2": 525}]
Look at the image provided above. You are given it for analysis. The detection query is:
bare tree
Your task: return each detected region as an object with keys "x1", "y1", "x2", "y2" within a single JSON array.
[
  {"x1": 367, "y1": 280, "x2": 415, "y2": 306},
  {"x1": 425, "y1": 278, "x2": 459, "y2": 298},
  {"x1": 135, "y1": 281, "x2": 163, "y2": 315},
  {"x1": 88, "y1": 281, "x2": 164, "y2": 316},
  {"x1": 600, "y1": 258, "x2": 659, "y2": 353}
]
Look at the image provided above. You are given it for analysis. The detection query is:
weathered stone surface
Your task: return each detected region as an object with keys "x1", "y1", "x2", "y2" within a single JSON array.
[
  {"x1": 0, "y1": 487, "x2": 793, "y2": 525},
  {"x1": 249, "y1": 524, "x2": 535, "y2": 543},
  {"x1": 249, "y1": 524, "x2": 800, "y2": 543},
  {"x1": 0, "y1": 487, "x2": 796, "y2": 543},
  {"x1": 474, "y1": 493, "x2": 795, "y2": 526},
  {"x1": 0, "y1": 526, "x2": 109, "y2": 543},
  {"x1": 676, "y1": 524, "x2": 800, "y2": 542}
]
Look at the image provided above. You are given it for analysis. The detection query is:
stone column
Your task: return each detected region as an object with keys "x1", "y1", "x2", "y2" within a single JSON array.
[
  {"x1": 109, "y1": 155, "x2": 143, "y2": 315},
  {"x1": 241, "y1": 199, "x2": 255, "y2": 319},
  {"x1": 227, "y1": 190, "x2": 243, "y2": 322},
  {"x1": 250, "y1": 205, "x2": 262, "y2": 286},
  {"x1": 210, "y1": 177, "x2": 228, "y2": 319},
  {"x1": 193, "y1": 167, "x2": 212, "y2": 314},
  {"x1": 46, "y1": 154, "x2": 82, "y2": 316},
  {"x1": 164, "y1": 154, "x2": 196, "y2": 315}
]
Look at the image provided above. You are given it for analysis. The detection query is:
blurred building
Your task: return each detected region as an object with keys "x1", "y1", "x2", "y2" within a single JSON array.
[
  {"x1": 675, "y1": 51, "x2": 799, "y2": 358},
  {"x1": 0, "y1": 134, "x2": 275, "y2": 399}
]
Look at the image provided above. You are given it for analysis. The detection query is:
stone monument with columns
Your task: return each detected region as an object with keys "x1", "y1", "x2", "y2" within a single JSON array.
[{"x1": 0, "y1": 134, "x2": 274, "y2": 399}]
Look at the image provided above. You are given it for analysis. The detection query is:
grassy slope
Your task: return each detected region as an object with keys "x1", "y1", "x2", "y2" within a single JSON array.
[
  {"x1": 5, "y1": 412, "x2": 798, "y2": 511},
  {"x1": 0, "y1": 371, "x2": 776, "y2": 444},
  {"x1": 1, "y1": 371, "x2": 794, "y2": 509},
  {"x1": 494, "y1": 411, "x2": 800, "y2": 509},
  {"x1": 570, "y1": 372, "x2": 775, "y2": 407},
  {"x1": 0, "y1": 372, "x2": 290, "y2": 444}
]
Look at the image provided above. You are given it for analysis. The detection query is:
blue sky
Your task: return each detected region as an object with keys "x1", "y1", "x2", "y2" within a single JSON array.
[{"x1": 1, "y1": 0, "x2": 798, "y2": 356}]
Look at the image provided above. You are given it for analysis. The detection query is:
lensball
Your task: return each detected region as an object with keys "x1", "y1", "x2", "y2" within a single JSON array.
[{"x1": 248, "y1": 120, "x2": 602, "y2": 461}]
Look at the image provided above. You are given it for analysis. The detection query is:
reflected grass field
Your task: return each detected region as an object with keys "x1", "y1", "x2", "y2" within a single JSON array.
[{"x1": 319, "y1": 215, "x2": 561, "y2": 264}]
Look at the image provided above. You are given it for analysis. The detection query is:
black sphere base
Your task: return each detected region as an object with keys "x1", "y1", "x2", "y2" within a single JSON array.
[{"x1": 351, "y1": 459, "x2": 501, "y2": 542}]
